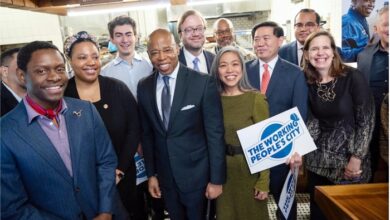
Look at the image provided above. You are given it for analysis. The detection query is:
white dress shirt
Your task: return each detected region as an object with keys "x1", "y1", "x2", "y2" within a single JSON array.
[
  {"x1": 183, "y1": 47, "x2": 208, "y2": 73},
  {"x1": 258, "y1": 56, "x2": 279, "y2": 85},
  {"x1": 156, "y1": 63, "x2": 180, "y2": 118}
]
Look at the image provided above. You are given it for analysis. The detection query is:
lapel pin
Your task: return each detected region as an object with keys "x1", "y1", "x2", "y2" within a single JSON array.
[
  {"x1": 103, "y1": 104, "x2": 109, "y2": 109},
  {"x1": 73, "y1": 110, "x2": 82, "y2": 117}
]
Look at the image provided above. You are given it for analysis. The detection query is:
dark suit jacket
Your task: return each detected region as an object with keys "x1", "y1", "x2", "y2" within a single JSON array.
[
  {"x1": 1, "y1": 83, "x2": 19, "y2": 117},
  {"x1": 1, "y1": 97, "x2": 127, "y2": 220},
  {"x1": 137, "y1": 64, "x2": 226, "y2": 193},
  {"x1": 279, "y1": 41, "x2": 299, "y2": 65},
  {"x1": 357, "y1": 38, "x2": 381, "y2": 81},
  {"x1": 178, "y1": 47, "x2": 215, "y2": 73},
  {"x1": 246, "y1": 58, "x2": 308, "y2": 120}
]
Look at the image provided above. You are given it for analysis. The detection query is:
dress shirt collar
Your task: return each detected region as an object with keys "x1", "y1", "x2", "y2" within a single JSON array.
[
  {"x1": 259, "y1": 55, "x2": 278, "y2": 71},
  {"x1": 113, "y1": 52, "x2": 143, "y2": 66},
  {"x1": 2, "y1": 81, "x2": 22, "y2": 102}
]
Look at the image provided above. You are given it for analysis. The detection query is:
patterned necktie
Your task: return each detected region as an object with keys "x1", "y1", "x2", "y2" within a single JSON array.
[
  {"x1": 193, "y1": 57, "x2": 200, "y2": 71},
  {"x1": 161, "y1": 76, "x2": 171, "y2": 130},
  {"x1": 261, "y1": 63, "x2": 270, "y2": 94}
]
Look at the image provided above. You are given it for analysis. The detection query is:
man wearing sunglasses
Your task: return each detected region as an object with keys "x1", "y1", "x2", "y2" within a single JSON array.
[{"x1": 279, "y1": 9, "x2": 321, "y2": 67}]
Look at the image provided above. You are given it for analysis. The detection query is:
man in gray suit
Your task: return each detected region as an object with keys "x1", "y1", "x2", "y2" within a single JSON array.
[
  {"x1": 279, "y1": 9, "x2": 321, "y2": 66},
  {"x1": 246, "y1": 21, "x2": 308, "y2": 220},
  {"x1": 137, "y1": 29, "x2": 226, "y2": 220}
]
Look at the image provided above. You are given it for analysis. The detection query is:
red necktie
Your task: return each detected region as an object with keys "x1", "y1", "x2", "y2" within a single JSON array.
[
  {"x1": 26, "y1": 95, "x2": 62, "y2": 127},
  {"x1": 261, "y1": 63, "x2": 270, "y2": 94}
]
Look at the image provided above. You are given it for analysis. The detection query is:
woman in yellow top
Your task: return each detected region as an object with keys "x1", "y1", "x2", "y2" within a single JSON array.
[{"x1": 211, "y1": 46, "x2": 270, "y2": 220}]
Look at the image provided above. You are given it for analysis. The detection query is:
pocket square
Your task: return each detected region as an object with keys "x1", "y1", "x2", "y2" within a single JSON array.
[{"x1": 181, "y1": 105, "x2": 195, "y2": 111}]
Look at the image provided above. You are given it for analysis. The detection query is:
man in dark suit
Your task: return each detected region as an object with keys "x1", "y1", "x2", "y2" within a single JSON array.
[
  {"x1": 246, "y1": 21, "x2": 308, "y2": 220},
  {"x1": 279, "y1": 9, "x2": 321, "y2": 66},
  {"x1": 0, "y1": 48, "x2": 26, "y2": 116},
  {"x1": 177, "y1": 9, "x2": 215, "y2": 73},
  {"x1": 137, "y1": 29, "x2": 226, "y2": 220},
  {"x1": 1, "y1": 41, "x2": 127, "y2": 220}
]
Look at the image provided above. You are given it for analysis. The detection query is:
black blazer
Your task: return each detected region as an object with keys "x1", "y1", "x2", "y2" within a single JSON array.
[
  {"x1": 137, "y1": 64, "x2": 226, "y2": 193},
  {"x1": 1, "y1": 83, "x2": 19, "y2": 117},
  {"x1": 178, "y1": 47, "x2": 215, "y2": 73}
]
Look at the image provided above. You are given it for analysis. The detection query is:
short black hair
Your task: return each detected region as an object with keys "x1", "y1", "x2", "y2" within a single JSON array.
[
  {"x1": 251, "y1": 21, "x2": 284, "y2": 40},
  {"x1": 294, "y1": 8, "x2": 321, "y2": 25},
  {"x1": 107, "y1": 15, "x2": 137, "y2": 38},
  {"x1": 17, "y1": 41, "x2": 64, "y2": 72},
  {"x1": 0, "y1": 48, "x2": 20, "y2": 67}
]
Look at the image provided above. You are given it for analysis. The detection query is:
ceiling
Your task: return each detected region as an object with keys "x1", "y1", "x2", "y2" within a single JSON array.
[{"x1": 0, "y1": 0, "x2": 186, "y2": 16}]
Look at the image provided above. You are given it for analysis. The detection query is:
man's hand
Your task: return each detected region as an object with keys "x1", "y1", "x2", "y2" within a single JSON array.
[
  {"x1": 148, "y1": 176, "x2": 161, "y2": 198},
  {"x1": 286, "y1": 152, "x2": 302, "y2": 170},
  {"x1": 254, "y1": 189, "x2": 268, "y2": 200},
  {"x1": 205, "y1": 183, "x2": 222, "y2": 199},
  {"x1": 115, "y1": 169, "x2": 124, "y2": 185},
  {"x1": 93, "y1": 213, "x2": 112, "y2": 220}
]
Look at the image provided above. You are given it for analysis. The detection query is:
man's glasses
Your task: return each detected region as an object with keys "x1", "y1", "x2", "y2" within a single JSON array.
[
  {"x1": 294, "y1": 22, "x2": 318, "y2": 29},
  {"x1": 181, "y1": 26, "x2": 206, "y2": 35},
  {"x1": 215, "y1": 29, "x2": 232, "y2": 36}
]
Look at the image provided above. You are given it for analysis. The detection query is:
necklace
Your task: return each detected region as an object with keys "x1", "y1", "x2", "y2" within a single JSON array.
[{"x1": 316, "y1": 78, "x2": 337, "y2": 102}]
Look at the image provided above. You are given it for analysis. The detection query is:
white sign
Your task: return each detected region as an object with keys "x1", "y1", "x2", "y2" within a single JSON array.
[
  {"x1": 278, "y1": 167, "x2": 299, "y2": 219},
  {"x1": 135, "y1": 153, "x2": 147, "y2": 185},
  {"x1": 237, "y1": 107, "x2": 316, "y2": 174}
]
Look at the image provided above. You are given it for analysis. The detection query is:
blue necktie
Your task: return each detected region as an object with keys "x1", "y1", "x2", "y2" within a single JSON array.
[
  {"x1": 161, "y1": 76, "x2": 171, "y2": 130},
  {"x1": 193, "y1": 57, "x2": 200, "y2": 71}
]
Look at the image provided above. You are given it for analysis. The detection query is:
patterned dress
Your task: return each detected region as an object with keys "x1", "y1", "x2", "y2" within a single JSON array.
[
  {"x1": 216, "y1": 91, "x2": 270, "y2": 220},
  {"x1": 305, "y1": 67, "x2": 375, "y2": 183}
]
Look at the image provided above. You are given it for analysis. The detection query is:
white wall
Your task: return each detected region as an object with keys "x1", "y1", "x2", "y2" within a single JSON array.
[{"x1": 0, "y1": 7, "x2": 63, "y2": 51}]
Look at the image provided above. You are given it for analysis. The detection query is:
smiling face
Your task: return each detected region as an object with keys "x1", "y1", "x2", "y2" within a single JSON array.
[
  {"x1": 69, "y1": 41, "x2": 100, "y2": 83},
  {"x1": 253, "y1": 26, "x2": 284, "y2": 62},
  {"x1": 110, "y1": 24, "x2": 136, "y2": 58},
  {"x1": 375, "y1": 9, "x2": 389, "y2": 47},
  {"x1": 218, "y1": 51, "x2": 243, "y2": 90},
  {"x1": 294, "y1": 12, "x2": 320, "y2": 45},
  {"x1": 353, "y1": 0, "x2": 375, "y2": 17},
  {"x1": 215, "y1": 19, "x2": 234, "y2": 47},
  {"x1": 305, "y1": 35, "x2": 335, "y2": 76},
  {"x1": 148, "y1": 30, "x2": 179, "y2": 75},
  {"x1": 25, "y1": 49, "x2": 68, "y2": 109},
  {"x1": 179, "y1": 14, "x2": 206, "y2": 52}
]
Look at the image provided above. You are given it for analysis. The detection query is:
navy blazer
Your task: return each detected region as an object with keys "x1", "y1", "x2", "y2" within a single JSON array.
[
  {"x1": 137, "y1": 64, "x2": 226, "y2": 193},
  {"x1": 279, "y1": 41, "x2": 299, "y2": 65},
  {"x1": 1, "y1": 83, "x2": 19, "y2": 117},
  {"x1": 178, "y1": 47, "x2": 215, "y2": 73},
  {"x1": 1, "y1": 97, "x2": 127, "y2": 220},
  {"x1": 246, "y1": 58, "x2": 308, "y2": 120}
]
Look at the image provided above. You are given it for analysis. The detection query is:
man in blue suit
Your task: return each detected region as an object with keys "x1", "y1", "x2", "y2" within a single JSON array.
[
  {"x1": 279, "y1": 9, "x2": 321, "y2": 66},
  {"x1": 137, "y1": 29, "x2": 226, "y2": 220},
  {"x1": 177, "y1": 10, "x2": 215, "y2": 73},
  {"x1": 1, "y1": 41, "x2": 127, "y2": 220},
  {"x1": 246, "y1": 21, "x2": 308, "y2": 220}
]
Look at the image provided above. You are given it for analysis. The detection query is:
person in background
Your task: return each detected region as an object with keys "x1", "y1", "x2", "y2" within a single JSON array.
[
  {"x1": 211, "y1": 46, "x2": 270, "y2": 220},
  {"x1": 246, "y1": 21, "x2": 307, "y2": 220},
  {"x1": 177, "y1": 10, "x2": 215, "y2": 73},
  {"x1": 357, "y1": 5, "x2": 389, "y2": 181},
  {"x1": 63, "y1": 31, "x2": 140, "y2": 219},
  {"x1": 302, "y1": 31, "x2": 375, "y2": 220},
  {"x1": 207, "y1": 18, "x2": 256, "y2": 62},
  {"x1": 137, "y1": 29, "x2": 226, "y2": 220},
  {"x1": 1, "y1": 41, "x2": 127, "y2": 220},
  {"x1": 380, "y1": 94, "x2": 388, "y2": 165},
  {"x1": 0, "y1": 48, "x2": 27, "y2": 116},
  {"x1": 279, "y1": 8, "x2": 321, "y2": 66},
  {"x1": 102, "y1": 15, "x2": 153, "y2": 98},
  {"x1": 341, "y1": 0, "x2": 375, "y2": 62}
]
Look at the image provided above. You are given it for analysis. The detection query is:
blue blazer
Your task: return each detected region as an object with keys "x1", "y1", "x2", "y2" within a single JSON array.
[
  {"x1": 137, "y1": 64, "x2": 226, "y2": 193},
  {"x1": 245, "y1": 58, "x2": 308, "y2": 120},
  {"x1": 279, "y1": 41, "x2": 299, "y2": 65},
  {"x1": 178, "y1": 47, "x2": 215, "y2": 73},
  {"x1": 1, "y1": 97, "x2": 127, "y2": 220}
]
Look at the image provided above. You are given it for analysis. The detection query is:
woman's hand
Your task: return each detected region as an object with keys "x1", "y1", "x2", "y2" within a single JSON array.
[
  {"x1": 286, "y1": 152, "x2": 302, "y2": 170},
  {"x1": 344, "y1": 156, "x2": 362, "y2": 180},
  {"x1": 254, "y1": 189, "x2": 268, "y2": 200}
]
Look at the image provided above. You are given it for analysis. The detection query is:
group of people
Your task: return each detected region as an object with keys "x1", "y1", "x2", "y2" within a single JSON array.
[{"x1": 1, "y1": 1, "x2": 388, "y2": 220}]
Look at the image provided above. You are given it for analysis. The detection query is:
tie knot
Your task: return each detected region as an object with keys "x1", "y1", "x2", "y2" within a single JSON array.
[
  {"x1": 263, "y1": 63, "x2": 269, "y2": 70},
  {"x1": 162, "y1": 76, "x2": 170, "y2": 86},
  {"x1": 193, "y1": 57, "x2": 199, "y2": 65}
]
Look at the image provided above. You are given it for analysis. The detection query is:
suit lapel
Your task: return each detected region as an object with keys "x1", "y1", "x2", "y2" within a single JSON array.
[
  {"x1": 168, "y1": 65, "x2": 188, "y2": 130},
  {"x1": 292, "y1": 42, "x2": 299, "y2": 65},
  {"x1": 149, "y1": 71, "x2": 165, "y2": 131},
  {"x1": 248, "y1": 59, "x2": 260, "y2": 90},
  {"x1": 12, "y1": 103, "x2": 73, "y2": 184},
  {"x1": 266, "y1": 58, "x2": 283, "y2": 98},
  {"x1": 178, "y1": 48, "x2": 187, "y2": 66}
]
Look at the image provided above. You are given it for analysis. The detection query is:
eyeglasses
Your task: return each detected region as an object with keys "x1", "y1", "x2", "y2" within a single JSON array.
[
  {"x1": 215, "y1": 29, "x2": 232, "y2": 36},
  {"x1": 181, "y1": 26, "x2": 206, "y2": 35},
  {"x1": 294, "y1": 22, "x2": 318, "y2": 29}
]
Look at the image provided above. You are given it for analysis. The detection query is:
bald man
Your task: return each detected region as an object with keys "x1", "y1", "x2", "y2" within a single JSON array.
[
  {"x1": 208, "y1": 18, "x2": 256, "y2": 62},
  {"x1": 137, "y1": 29, "x2": 226, "y2": 220}
]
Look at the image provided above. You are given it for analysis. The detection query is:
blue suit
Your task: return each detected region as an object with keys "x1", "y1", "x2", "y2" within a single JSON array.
[
  {"x1": 178, "y1": 47, "x2": 215, "y2": 73},
  {"x1": 1, "y1": 97, "x2": 127, "y2": 220},
  {"x1": 279, "y1": 41, "x2": 299, "y2": 65},
  {"x1": 137, "y1": 64, "x2": 226, "y2": 220},
  {"x1": 246, "y1": 57, "x2": 308, "y2": 220}
]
